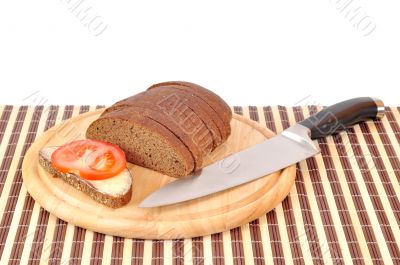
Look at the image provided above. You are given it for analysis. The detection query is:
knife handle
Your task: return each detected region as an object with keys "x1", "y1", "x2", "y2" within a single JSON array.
[{"x1": 299, "y1": 97, "x2": 384, "y2": 139}]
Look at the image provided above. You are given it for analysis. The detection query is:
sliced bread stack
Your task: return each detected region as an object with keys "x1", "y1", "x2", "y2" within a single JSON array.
[{"x1": 86, "y1": 81, "x2": 232, "y2": 178}]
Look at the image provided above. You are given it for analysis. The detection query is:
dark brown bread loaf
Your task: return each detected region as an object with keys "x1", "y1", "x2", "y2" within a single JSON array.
[
  {"x1": 87, "y1": 81, "x2": 232, "y2": 177},
  {"x1": 148, "y1": 81, "x2": 232, "y2": 139},
  {"x1": 87, "y1": 108, "x2": 195, "y2": 177}
]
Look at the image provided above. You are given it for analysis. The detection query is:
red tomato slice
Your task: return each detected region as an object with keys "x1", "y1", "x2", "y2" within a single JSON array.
[{"x1": 51, "y1": 139, "x2": 126, "y2": 180}]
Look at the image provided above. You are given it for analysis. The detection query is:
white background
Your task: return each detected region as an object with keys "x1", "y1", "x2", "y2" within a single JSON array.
[{"x1": 0, "y1": 0, "x2": 399, "y2": 107}]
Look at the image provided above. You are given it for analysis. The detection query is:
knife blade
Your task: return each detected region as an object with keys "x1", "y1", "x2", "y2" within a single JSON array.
[{"x1": 139, "y1": 97, "x2": 384, "y2": 208}]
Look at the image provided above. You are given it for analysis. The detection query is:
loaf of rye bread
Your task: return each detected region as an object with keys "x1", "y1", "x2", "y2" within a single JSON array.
[{"x1": 86, "y1": 81, "x2": 232, "y2": 178}]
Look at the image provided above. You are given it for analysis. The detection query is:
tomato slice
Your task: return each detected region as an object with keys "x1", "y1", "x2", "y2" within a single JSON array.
[{"x1": 51, "y1": 139, "x2": 126, "y2": 180}]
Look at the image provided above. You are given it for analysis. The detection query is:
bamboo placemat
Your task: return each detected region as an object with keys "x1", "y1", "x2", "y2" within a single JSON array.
[{"x1": 0, "y1": 105, "x2": 399, "y2": 265}]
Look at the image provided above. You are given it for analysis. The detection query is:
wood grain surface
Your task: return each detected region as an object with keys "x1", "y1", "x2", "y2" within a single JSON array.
[{"x1": 22, "y1": 109, "x2": 296, "y2": 239}]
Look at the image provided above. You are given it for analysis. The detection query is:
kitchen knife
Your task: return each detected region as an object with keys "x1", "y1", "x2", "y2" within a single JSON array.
[{"x1": 139, "y1": 97, "x2": 385, "y2": 208}]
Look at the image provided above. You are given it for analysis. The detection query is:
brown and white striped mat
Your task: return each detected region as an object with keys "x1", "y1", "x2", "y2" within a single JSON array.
[{"x1": 0, "y1": 105, "x2": 399, "y2": 265}]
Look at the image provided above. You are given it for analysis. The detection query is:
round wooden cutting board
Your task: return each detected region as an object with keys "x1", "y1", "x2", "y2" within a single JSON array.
[{"x1": 22, "y1": 109, "x2": 296, "y2": 239}]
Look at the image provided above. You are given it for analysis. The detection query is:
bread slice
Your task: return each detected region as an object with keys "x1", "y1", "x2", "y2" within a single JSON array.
[
  {"x1": 148, "y1": 81, "x2": 232, "y2": 140},
  {"x1": 86, "y1": 107, "x2": 195, "y2": 177},
  {"x1": 39, "y1": 146, "x2": 133, "y2": 208}
]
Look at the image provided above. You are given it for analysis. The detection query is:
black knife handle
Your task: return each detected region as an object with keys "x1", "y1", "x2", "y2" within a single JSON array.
[{"x1": 299, "y1": 97, "x2": 384, "y2": 140}]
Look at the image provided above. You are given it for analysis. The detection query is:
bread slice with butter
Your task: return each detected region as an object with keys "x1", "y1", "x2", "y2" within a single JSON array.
[{"x1": 39, "y1": 146, "x2": 132, "y2": 208}]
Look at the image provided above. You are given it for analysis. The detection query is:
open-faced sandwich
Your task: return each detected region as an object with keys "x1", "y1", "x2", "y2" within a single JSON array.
[
  {"x1": 39, "y1": 139, "x2": 132, "y2": 208},
  {"x1": 39, "y1": 81, "x2": 232, "y2": 208}
]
